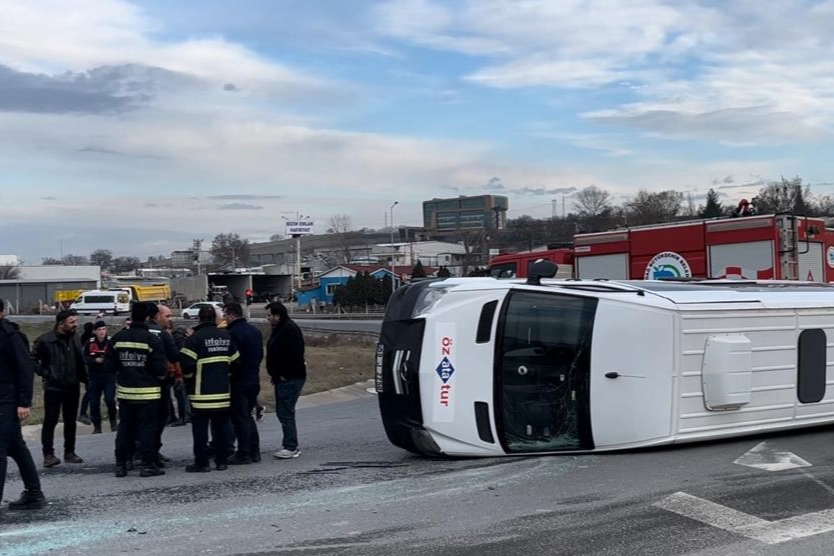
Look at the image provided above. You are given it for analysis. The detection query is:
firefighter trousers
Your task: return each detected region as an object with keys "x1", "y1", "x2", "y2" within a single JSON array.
[{"x1": 115, "y1": 400, "x2": 159, "y2": 466}]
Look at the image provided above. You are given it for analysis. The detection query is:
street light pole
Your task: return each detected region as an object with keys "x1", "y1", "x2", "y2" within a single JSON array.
[{"x1": 390, "y1": 201, "x2": 398, "y2": 294}]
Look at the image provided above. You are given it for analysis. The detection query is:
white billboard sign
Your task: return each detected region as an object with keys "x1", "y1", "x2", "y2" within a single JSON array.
[{"x1": 285, "y1": 220, "x2": 315, "y2": 236}]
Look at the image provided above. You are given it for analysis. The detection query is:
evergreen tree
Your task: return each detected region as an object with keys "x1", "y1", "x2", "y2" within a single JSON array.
[
  {"x1": 379, "y1": 274, "x2": 393, "y2": 305},
  {"x1": 698, "y1": 189, "x2": 724, "y2": 218},
  {"x1": 412, "y1": 260, "x2": 427, "y2": 278}
]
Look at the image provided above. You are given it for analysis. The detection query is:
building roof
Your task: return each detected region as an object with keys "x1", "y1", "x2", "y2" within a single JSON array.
[
  {"x1": 343, "y1": 264, "x2": 439, "y2": 275},
  {"x1": 0, "y1": 278, "x2": 97, "y2": 284}
]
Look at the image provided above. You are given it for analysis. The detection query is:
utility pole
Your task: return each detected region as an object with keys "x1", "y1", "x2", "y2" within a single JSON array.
[
  {"x1": 390, "y1": 201, "x2": 399, "y2": 294},
  {"x1": 193, "y1": 238, "x2": 203, "y2": 275}
]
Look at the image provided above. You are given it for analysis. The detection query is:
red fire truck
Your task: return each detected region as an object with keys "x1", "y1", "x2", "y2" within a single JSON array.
[{"x1": 488, "y1": 213, "x2": 834, "y2": 282}]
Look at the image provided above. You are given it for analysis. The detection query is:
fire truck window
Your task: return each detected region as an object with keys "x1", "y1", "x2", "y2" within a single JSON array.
[
  {"x1": 797, "y1": 328, "x2": 826, "y2": 404},
  {"x1": 489, "y1": 263, "x2": 517, "y2": 279}
]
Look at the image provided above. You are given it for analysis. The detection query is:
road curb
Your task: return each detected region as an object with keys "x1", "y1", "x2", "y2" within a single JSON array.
[{"x1": 21, "y1": 379, "x2": 377, "y2": 442}]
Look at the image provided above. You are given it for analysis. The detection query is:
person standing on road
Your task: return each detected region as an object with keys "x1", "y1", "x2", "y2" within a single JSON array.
[
  {"x1": 265, "y1": 301, "x2": 306, "y2": 459},
  {"x1": 32, "y1": 309, "x2": 87, "y2": 468},
  {"x1": 0, "y1": 300, "x2": 46, "y2": 515},
  {"x1": 169, "y1": 324, "x2": 191, "y2": 426},
  {"x1": 77, "y1": 322, "x2": 94, "y2": 426},
  {"x1": 83, "y1": 320, "x2": 117, "y2": 433},
  {"x1": 180, "y1": 306, "x2": 239, "y2": 472},
  {"x1": 108, "y1": 302, "x2": 167, "y2": 478},
  {"x1": 223, "y1": 302, "x2": 264, "y2": 465},
  {"x1": 147, "y1": 303, "x2": 181, "y2": 468}
]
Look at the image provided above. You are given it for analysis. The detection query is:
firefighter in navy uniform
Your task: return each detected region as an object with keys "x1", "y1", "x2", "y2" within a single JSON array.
[
  {"x1": 107, "y1": 302, "x2": 168, "y2": 478},
  {"x1": 180, "y1": 305, "x2": 239, "y2": 472}
]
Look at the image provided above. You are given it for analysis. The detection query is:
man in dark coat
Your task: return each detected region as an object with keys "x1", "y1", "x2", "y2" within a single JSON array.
[
  {"x1": 0, "y1": 299, "x2": 46, "y2": 515},
  {"x1": 33, "y1": 309, "x2": 87, "y2": 467},
  {"x1": 265, "y1": 301, "x2": 306, "y2": 459},
  {"x1": 224, "y1": 302, "x2": 264, "y2": 464}
]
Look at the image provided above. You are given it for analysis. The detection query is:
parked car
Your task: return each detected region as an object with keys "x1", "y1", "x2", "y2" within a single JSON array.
[{"x1": 181, "y1": 301, "x2": 224, "y2": 320}]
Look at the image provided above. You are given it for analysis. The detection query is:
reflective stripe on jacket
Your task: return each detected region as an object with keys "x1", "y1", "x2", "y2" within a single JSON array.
[
  {"x1": 180, "y1": 322, "x2": 239, "y2": 410},
  {"x1": 106, "y1": 323, "x2": 167, "y2": 402}
]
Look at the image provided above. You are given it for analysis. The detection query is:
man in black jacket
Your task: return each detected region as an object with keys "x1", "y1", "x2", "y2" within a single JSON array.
[
  {"x1": 147, "y1": 303, "x2": 180, "y2": 467},
  {"x1": 265, "y1": 301, "x2": 306, "y2": 459},
  {"x1": 224, "y1": 302, "x2": 264, "y2": 465},
  {"x1": 0, "y1": 300, "x2": 46, "y2": 515},
  {"x1": 33, "y1": 309, "x2": 87, "y2": 468},
  {"x1": 108, "y1": 302, "x2": 167, "y2": 478}
]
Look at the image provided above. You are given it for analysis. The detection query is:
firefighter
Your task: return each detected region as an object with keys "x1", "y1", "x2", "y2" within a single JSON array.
[
  {"x1": 180, "y1": 305, "x2": 239, "y2": 472},
  {"x1": 731, "y1": 199, "x2": 754, "y2": 218},
  {"x1": 107, "y1": 302, "x2": 167, "y2": 478}
]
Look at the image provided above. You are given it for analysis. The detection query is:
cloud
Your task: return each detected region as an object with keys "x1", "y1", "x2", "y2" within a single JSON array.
[
  {"x1": 207, "y1": 194, "x2": 282, "y2": 200},
  {"x1": 0, "y1": 64, "x2": 166, "y2": 114},
  {"x1": 374, "y1": 0, "x2": 834, "y2": 143},
  {"x1": 0, "y1": 0, "x2": 340, "y2": 102},
  {"x1": 78, "y1": 145, "x2": 165, "y2": 159},
  {"x1": 586, "y1": 106, "x2": 827, "y2": 144},
  {"x1": 41, "y1": 196, "x2": 57, "y2": 201},
  {"x1": 527, "y1": 125, "x2": 635, "y2": 157},
  {"x1": 218, "y1": 203, "x2": 263, "y2": 210}
]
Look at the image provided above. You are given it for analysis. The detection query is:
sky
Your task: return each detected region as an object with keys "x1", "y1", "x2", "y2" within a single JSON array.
[{"x1": 3, "y1": 0, "x2": 834, "y2": 263}]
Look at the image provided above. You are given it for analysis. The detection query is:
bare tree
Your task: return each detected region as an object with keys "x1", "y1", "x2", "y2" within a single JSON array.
[
  {"x1": 623, "y1": 190, "x2": 684, "y2": 226},
  {"x1": 814, "y1": 194, "x2": 834, "y2": 216},
  {"x1": 327, "y1": 214, "x2": 354, "y2": 264},
  {"x1": 460, "y1": 230, "x2": 488, "y2": 276},
  {"x1": 89, "y1": 249, "x2": 114, "y2": 270},
  {"x1": 0, "y1": 265, "x2": 20, "y2": 279},
  {"x1": 112, "y1": 257, "x2": 142, "y2": 274},
  {"x1": 327, "y1": 214, "x2": 353, "y2": 234},
  {"x1": 752, "y1": 176, "x2": 811, "y2": 214},
  {"x1": 573, "y1": 186, "x2": 612, "y2": 218},
  {"x1": 573, "y1": 186, "x2": 614, "y2": 232},
  {"x1": 62, "y1": 254, "x2": 89, "y2": 266},
  {"x1": 210, "y1": 233, "x2": 250, "y2": 267}
]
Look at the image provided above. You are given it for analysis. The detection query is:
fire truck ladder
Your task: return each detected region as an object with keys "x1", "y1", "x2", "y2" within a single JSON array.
[{"x1": 777, "y1": 213, "x2": 800, "y2": 280}]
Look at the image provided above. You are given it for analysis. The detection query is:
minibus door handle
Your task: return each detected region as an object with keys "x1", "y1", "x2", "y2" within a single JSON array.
[{"x1": 604, "y1": 372, "x2": 619, "y2": 379}]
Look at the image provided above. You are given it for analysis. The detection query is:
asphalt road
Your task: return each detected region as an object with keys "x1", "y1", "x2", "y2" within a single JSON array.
[{"x1": 5, "y1": 395, "x2": 834, "y2": 555}]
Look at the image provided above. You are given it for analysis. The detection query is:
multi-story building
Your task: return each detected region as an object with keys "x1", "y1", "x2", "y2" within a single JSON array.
[{"x1": 423, "y1": 195, "x2": 509, "y2": 233}]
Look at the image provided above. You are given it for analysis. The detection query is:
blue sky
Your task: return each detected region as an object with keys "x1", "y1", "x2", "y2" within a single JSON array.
[{"x1": 2, "y1": 0, "x2": 834, "y2": 262}]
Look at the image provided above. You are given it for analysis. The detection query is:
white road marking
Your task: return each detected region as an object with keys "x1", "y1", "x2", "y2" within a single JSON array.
[
  {"x1": 366, "y1": 387, "x2": 378, "y2": 395},
  {"x1": 655, "y1": 492, "x2": 834, "y2": 544},
  {"x1": 733, "y1": 441, "x2": 812, "y2": 472}
]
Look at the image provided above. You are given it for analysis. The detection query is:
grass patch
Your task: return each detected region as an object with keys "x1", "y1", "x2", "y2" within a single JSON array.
[{"x1": 15, "y1": 321, "x2": 376, "y2": 425}]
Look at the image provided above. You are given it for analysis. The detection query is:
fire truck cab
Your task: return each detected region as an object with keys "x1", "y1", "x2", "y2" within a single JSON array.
[{"x1": 573, "y1": 213, "x2": 834, "y2": 282}]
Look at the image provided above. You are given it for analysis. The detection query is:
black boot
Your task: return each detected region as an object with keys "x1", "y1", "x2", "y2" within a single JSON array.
[
  {"x1": 109, "y1": 415, "x2": 118, "y2": 432},
  {"x1": 8, "y1": 490, "x2": 46, "y2": 510},
  {"x1": 115, "y1": 463, "x2": 128, "y2": 477},
  {"x1": 140, "y1": 464, "x2": 165, "y2": 477}
]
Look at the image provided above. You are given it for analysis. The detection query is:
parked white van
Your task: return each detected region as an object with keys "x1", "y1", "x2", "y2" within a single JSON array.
[{"x1": 70, "y1": 290, "x2": 131, "y2": 315}]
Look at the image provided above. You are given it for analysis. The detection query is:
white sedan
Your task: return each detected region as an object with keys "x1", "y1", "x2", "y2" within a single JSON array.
[{"x1": 181, "y1": 301, "x2": 224, "y2": 319}]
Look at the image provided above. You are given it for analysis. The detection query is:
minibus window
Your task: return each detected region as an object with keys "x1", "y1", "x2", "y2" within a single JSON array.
[{"x1": 496, "y1": 291, "x2": 596, "y2": 452}]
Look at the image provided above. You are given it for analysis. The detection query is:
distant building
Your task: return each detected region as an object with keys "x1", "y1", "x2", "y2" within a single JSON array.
[
  {"x1": 423, "y1": 194, "x2": 509, "y2": 233},
  {"x1": 171, "y1": 249, "x2": 210, "y2": 269}
]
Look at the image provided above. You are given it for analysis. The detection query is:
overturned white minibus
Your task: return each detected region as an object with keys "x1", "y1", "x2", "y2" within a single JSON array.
[{"x1": 377, "y1": 267, "x2": 834, "y2": 457}]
